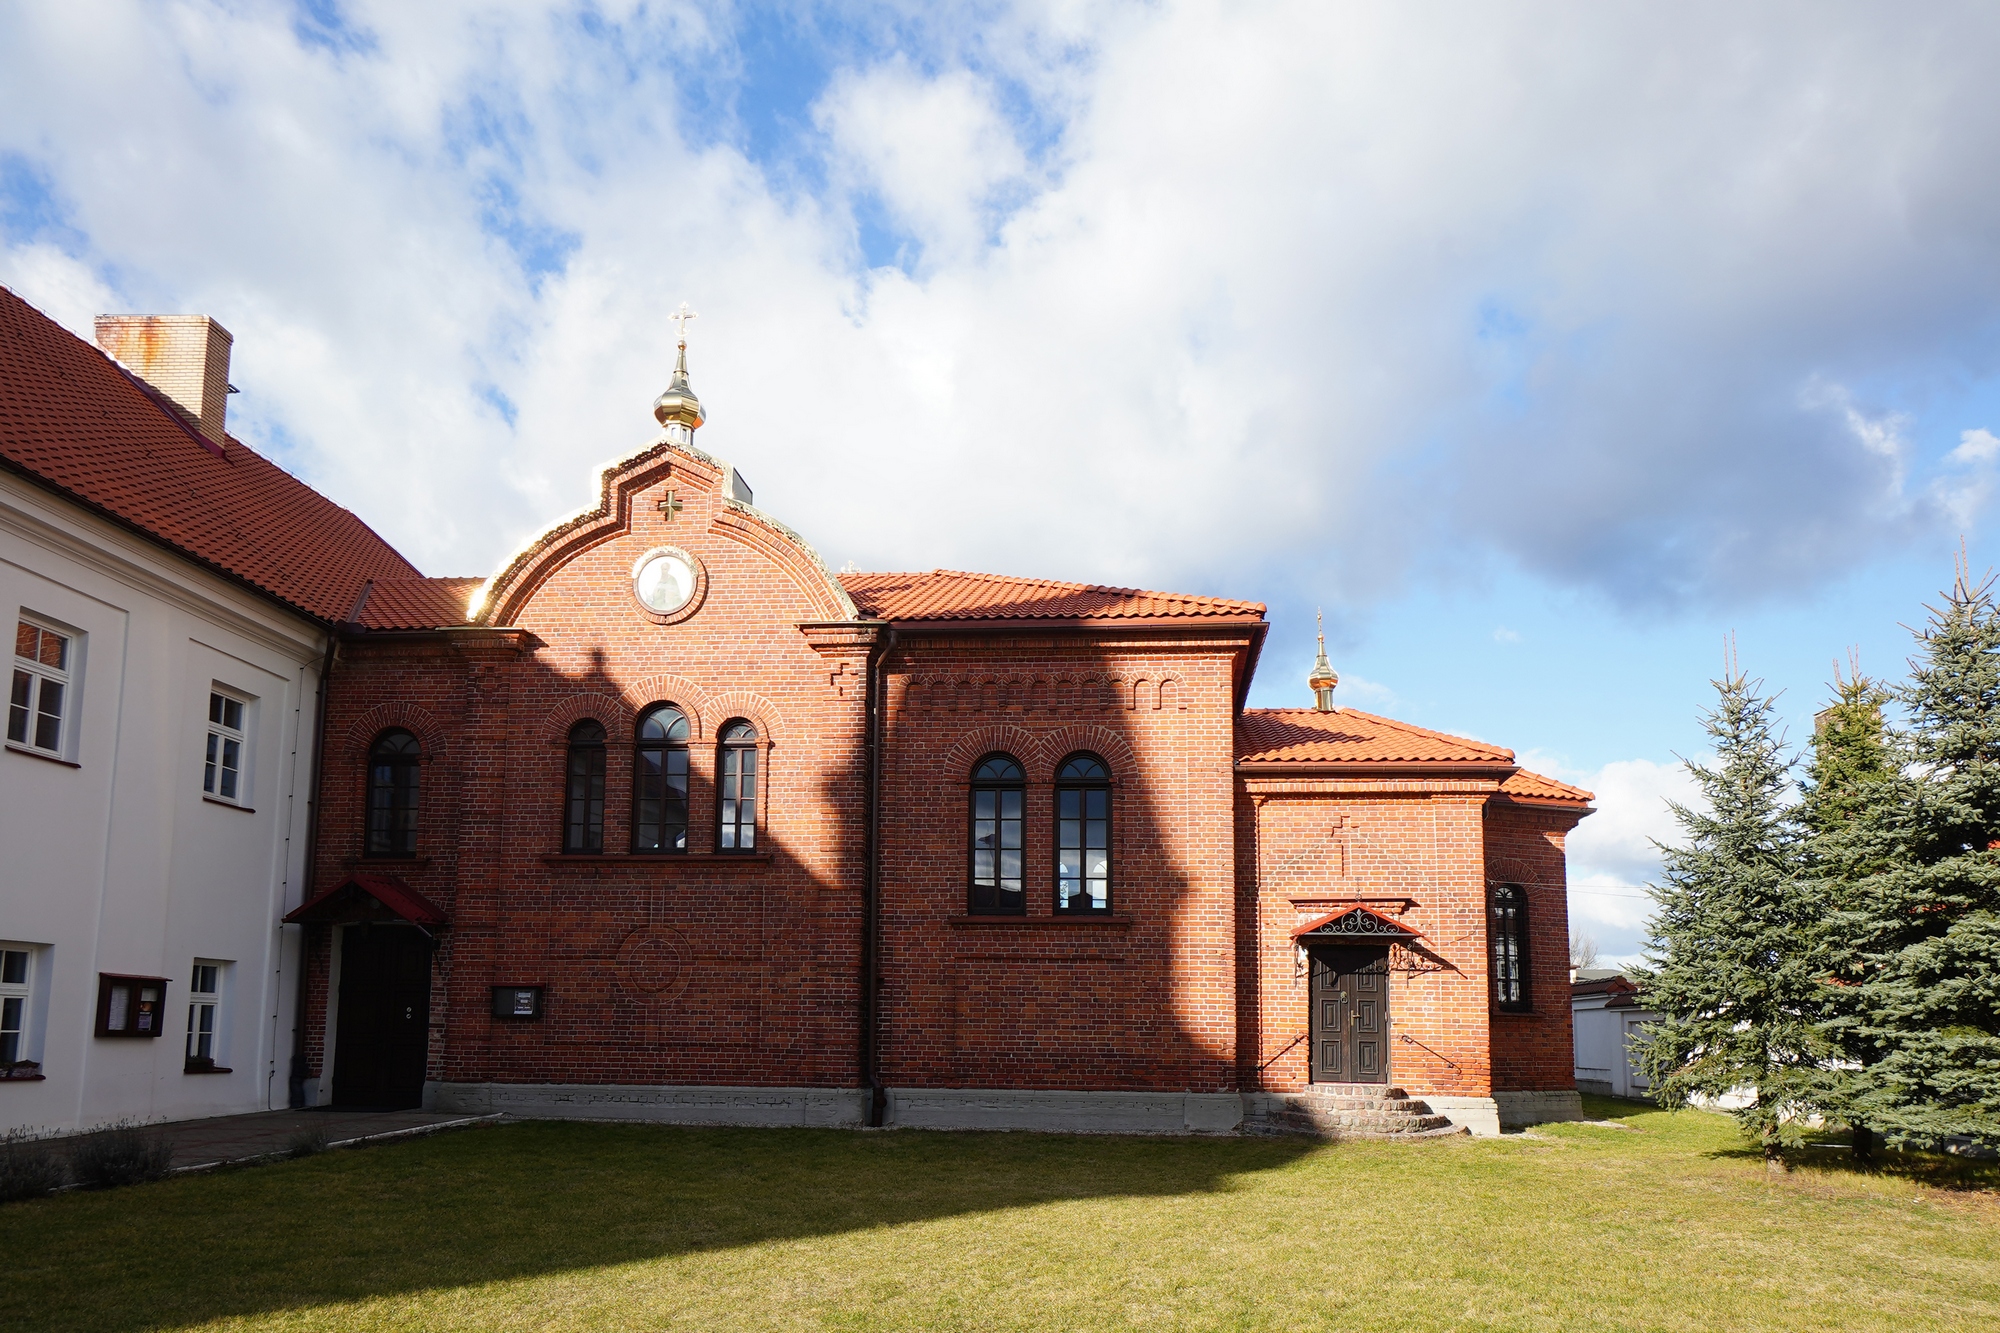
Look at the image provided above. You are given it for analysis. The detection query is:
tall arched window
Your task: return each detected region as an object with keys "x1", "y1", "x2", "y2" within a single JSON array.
[
  {"x1": 1490, "y1": 883, "x2": 1530, "y2": 1011},
  {"x1": 633, "y1": 705, "x2": 690, "y2": 853},
  {"x1": 1055, "y1": 752, "x2": 1111, "y2": 913},
  {"x1": 365, "y1": 729, "x2": 420, "y2": 857},
  {"x1": 717, "y1": 720, "x2": 759, "y2": 852},
  {"x1": 968, "y1": 754, "x2": 1025, "y2": 915},
  {"x1": 563, "y1": 720, "x2": 607, "y2": 853}
]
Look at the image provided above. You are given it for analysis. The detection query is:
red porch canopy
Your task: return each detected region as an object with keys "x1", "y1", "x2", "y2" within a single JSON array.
[
  {"x1": 1290, "y1": 904, "x2": 1425, "y2": 942},
  {"x1": 283, "y1": 873, "x2": 449, "y2": 928}
]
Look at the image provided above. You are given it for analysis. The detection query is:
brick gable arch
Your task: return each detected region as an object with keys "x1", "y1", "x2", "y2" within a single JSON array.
[
  {"x1": 340, "y1": 702, "x2": 448, "y2": 765},
  {"x1": 539, "y1": 692, "x2": 634, "y2": 747},
  {"x1": 470, "y1": 440, "x2": 857, "y2": 628},
  {"x1": 703, "y1": 689, "x2": 786, "y2": 747},
  {"x1": 616, "y1": 675, "x2": 713, "y2": 740},
  {"x1": 1035, "y1": 725, "x2": 1137, "y2": 786},
  {"x1": 937, "y1": 726, "x2": 1049, "y2": 786}
]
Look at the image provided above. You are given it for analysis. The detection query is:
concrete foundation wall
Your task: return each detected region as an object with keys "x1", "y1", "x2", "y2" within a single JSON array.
[
  {"x1": 426, "y1": 1081, "x2": 869, "y2": 1128},
  {"x1": 886, "y1": 1088, "x2": 1244, "y2": 1134},
  {"x1": 1495, "y1": 1089, "x2": 1585, "y2": 1127}
]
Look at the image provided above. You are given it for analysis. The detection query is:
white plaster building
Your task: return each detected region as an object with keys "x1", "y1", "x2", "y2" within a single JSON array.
[
  {"x1": 1, "y1": 293, "x2": 418, "y2": 1134},
  {"x1": 1570, "y1": 971, "x2": 1656, "y2": 1100}
]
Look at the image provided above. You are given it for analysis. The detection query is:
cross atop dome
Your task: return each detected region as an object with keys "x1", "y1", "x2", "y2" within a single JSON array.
[
  {"x1": 1308, "y1": 608, "x2": 1339, "y2": 711},
  {"x1": 653, "y1": 301, "x2": 705, "y2": 439}
]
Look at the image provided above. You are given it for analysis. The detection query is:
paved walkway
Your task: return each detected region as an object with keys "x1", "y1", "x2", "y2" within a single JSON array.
[{"x1": 73, "y1": 1107, "x2": 496, "y2": 1171}]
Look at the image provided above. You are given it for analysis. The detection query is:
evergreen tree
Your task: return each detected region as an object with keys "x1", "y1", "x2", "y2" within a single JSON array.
[
  {"x1": 1829, "y1": 574, "x2": 2000, "y2": 1150},
  {"x1": 1794, "y1": 660, "x2": 1896, "y2": 1157},
  {"x1": 1633, "y1": 667, "x2": 1830, "y2": 1163}
]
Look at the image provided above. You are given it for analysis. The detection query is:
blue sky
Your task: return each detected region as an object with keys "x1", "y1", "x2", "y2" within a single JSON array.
[{"x1": 8, "y1": 1, "x2": 2000, "y2": 963}]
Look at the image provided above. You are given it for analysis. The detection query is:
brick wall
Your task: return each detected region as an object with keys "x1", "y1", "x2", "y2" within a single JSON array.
[
  {"x1": 309, "y1": 447, "x2": 870, "y2": 1090},
  {"x1": 304, "y1": 439, "x2": 1582, "y2": 1103},
  {"x1": 874, "y1": 633, "x2": 1249, "y2": 1092},
  {"x1": 1483, "y1": 800, "x2": 1581, "y2": 1092}
]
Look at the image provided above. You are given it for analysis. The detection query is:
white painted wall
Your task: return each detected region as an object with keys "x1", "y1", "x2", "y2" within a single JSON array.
[
  {"x1": 1571, "y1": 991, "x2": 1656, "y2": 1100},
  {"x1": 1, "y1": 472, "x2": 326, "y2": 1135}
]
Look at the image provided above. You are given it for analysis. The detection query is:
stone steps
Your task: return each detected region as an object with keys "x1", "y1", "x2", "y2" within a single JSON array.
[{"x1": 1248, "y1": 1085, "x2": 1469, "y2": 1141}]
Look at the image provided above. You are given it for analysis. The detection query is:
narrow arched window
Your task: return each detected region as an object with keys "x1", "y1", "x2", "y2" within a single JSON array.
[
  {"x1": 1490, "y1": 883, "x2": 1530, "y2": 1011},
  {"x1": 969, "y1": 754, "x2": 1025, "y2": 915},
  {"x1": 1055, "y1": 752, "x2": 1111, "y2": 912},
  {"x1": 563, "y1": 720, "x2": 607, "y2": 853},
  {"x1": 633, "y1": 705, "x2": 689, "y2": 853},
  {"x1": 718, "y1": 720, "x2": 759, "y2": 852},
  {"x1": 365, "y1": 729, "x2": 420, "y2": 857}
]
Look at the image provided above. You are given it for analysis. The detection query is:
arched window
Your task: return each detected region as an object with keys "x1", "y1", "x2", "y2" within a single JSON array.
[
  {"x1": 365, "y1": 729, "x2": 420, "y2": 857},
  {"x1": 563, "y1": 720, "x2": 607, "y2": 853},
  {"x1": 1490, "y1": 883, "x2": 1530, "y2": 1011},
  {"x1": 717, "y1": 720, "x2": 759, "y2": 852},
  {"x1": 968, "y1": 754, "x2": 1025, "y2": 915},
  {"x1": 1055, "y1": 752, "x2": 1111, "y2": 913},
  {"x1": 633, "y1": 705, "x2": 690, "y2": 853}
]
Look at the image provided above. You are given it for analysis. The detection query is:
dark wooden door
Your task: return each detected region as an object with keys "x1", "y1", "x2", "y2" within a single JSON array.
[
  {"x1": 1310, "y1": 946, "x2": 1390, "y2": 1085},
  {"x1": 332, "y1": 924, "x2": 432, "y2": 1108}
]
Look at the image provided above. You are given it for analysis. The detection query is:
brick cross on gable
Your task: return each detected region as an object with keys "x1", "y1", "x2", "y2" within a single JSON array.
[{"x1": 658, "y1": 490, "x2": 683, "y2": 522}]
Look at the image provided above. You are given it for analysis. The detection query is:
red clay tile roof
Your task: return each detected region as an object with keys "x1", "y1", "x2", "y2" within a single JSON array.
[
  {"x1": 0, "y1": 286, "x2": 419, "y2": 622},
  {"x1": 840, "y1": 569, "x2": 1265, "y2": 623},
  {"x1": 1500, "y1": 768, "x2": 1595, "y2": 804},
  {"x1": 356, "y1": 576, "x2": 482, "y2": 630},
  {"x1": 1237, "y1": 707, "x2": 1516, "y2": 765}
]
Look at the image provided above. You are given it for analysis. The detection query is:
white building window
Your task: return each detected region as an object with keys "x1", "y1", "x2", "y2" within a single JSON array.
[
  {"x1": 0, "y1": 944, "x2": 46, "y2": 1076},
  {"x1": 204, "y1": 690, "x2": 248, "y2": 802},
  {"x1": 1, "y1": 949, "x2": 30, "y2": 1064},
  {"x1": 9, "y1": 618, "x2": 73, "y2": 756},
  {"x1": 185, "y1": 961, "x2": 229, "y2": 1072}
]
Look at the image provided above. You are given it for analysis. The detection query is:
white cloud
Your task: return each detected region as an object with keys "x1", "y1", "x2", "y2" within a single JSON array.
[
  {"x1": 0, "y1": 243, "x2": 119, "y2": 337},
  {"x1": 1951, "y1": 427, "x2": 2000, "y2": 464},
  {"x1": 1492, "y1": 626, "x2": 1521, "y2": 644},
  {"x1": 3, "y1": 1, "x2": 2000, "y2": 608},
  {"x1": 815, "y1": 60, "x2": 1030, "y2": 268},
  {"x1": 1518, "y1": 753, "x2": 1699, "y2": 960}
]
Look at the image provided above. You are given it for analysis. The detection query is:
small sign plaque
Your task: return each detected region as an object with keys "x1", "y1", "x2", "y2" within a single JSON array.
[{"x1": 490, "y1": 985, "x2": 544, "y2": 1020}]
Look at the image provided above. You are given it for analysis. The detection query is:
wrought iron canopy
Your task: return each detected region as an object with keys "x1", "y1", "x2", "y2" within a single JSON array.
[{"x1": 1291, "y1": 904, "x2": 1424, "y2": 942}]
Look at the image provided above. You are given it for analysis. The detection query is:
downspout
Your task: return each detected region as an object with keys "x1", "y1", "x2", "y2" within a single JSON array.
[
  {"x1": 286, "y1": 626, "x2": 340, "y2": 1107},
  {"x1": 860, "y1": 623, "x2": 895, "y2": 1126}
]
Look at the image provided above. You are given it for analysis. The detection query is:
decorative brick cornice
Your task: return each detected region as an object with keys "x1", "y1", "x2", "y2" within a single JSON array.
[{"x1": 895, "y1": 669, "x2": 1185, "y2": 714}]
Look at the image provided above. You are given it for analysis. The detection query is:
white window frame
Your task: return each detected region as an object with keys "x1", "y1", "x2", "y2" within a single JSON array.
[
  {"x1": 185, "y1": 959, "x2": 228, "y2": 1070},
  {"x1": 0, "y1": 943, "x2": 49, "y2": 1071},
  {"x1": 203, "y1": 686, "x2": 253, "y2": 805},
  {"x1": 9, "y1": 615, "x2": 79, "y2": 759}
]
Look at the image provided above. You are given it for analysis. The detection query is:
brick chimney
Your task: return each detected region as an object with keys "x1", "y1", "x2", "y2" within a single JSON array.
[{"x1": 94, "y1": 314, "x2": 234, "y2": 448}]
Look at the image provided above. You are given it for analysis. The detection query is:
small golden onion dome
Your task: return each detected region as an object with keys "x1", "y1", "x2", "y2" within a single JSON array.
[
  {"x1": 1308, "y1": 611, "x2": 1338, "y2": 712},
  {"x1": 652, "y1": 339, "x2": 705, "y2": 431}
]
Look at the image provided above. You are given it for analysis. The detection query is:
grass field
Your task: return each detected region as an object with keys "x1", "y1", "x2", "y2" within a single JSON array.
[{"x1": 1, "y1": 1095, "x2": 1994, "y2": 1332}]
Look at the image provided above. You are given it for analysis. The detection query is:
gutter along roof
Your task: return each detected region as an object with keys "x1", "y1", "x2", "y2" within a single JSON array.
[{"x1": 0, "y1": 286, "x2": 418, "y2": 624}]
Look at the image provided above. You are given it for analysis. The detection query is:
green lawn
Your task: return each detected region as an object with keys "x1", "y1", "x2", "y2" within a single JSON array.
[{"x1": 2, "y1": 1096, "x2": 1995, "y2": 1332}]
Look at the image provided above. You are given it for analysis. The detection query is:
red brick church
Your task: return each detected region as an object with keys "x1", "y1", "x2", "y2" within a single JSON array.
[{"x1": 291, "y1": 337, "x2": 1592, "y2": 1136}]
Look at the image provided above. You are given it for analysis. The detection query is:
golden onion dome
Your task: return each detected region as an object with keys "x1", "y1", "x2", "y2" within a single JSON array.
[{"x1": 652, "y1": 339, "x2": 705, "y2": 432}]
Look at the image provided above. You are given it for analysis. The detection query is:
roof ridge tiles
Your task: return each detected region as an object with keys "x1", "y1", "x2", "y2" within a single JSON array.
[{"x1": 0, "y1": 286, "x2": 420, "y2": 625}]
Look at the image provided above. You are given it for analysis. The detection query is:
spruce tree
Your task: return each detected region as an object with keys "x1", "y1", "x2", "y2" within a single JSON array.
[
  {"x1": 1830, "y1": 574, "x2": 2000, "y2": 1150},
  {"x1": 1633, "y1": 667, "x2": 1829, "y2": 1163},
  {"x1": 1794, "y1": 661, "x2": 1896, "y2": 1157}
]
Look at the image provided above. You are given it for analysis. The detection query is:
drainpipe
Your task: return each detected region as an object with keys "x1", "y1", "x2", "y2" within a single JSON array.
[
  {"x1": 860, "y1": 624, "x2": 895, "y2": 1126},
  {"x1": 286, "y1": 628, "x2": 339, "y2": 1107}
]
